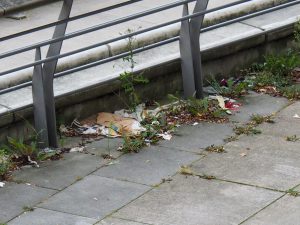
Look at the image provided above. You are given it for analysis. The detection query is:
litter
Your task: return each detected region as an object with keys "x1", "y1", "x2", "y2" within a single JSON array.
[
  {"x1": 293, "y1": 114, "x2": 300, "y2": 119},
  {"x1": 106, "y1": 160, "x2": 119, "y2": 166},
  {"x1": 82, "y1": 126, "x2": 99, "y2": 135},
  {"x1": 210, "y1": 95, "x2": 241, "y2": 114},
  {"x1": 97, "y1": 112, "x2": 146, "y2": 136},
  {"x1": 192, "y1": 122, "x2": 199, "y2": 126},
  {"x1": 0, "y1": 182, "x2": 5, "y2": 188},
  {"x1": 27, "y1": 156, "x2": 39, "y2": 168},
  {"x1": 69, "y1": 147, "x2": 85, "y2": 153},
  {"x1": 157, "y1": 133, "x2": 172, "y2": 141}
]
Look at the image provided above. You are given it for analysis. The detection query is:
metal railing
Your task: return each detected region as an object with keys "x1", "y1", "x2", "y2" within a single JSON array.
[{"x1": 0, "y1": 0, "x2": 299, "y2": 148}]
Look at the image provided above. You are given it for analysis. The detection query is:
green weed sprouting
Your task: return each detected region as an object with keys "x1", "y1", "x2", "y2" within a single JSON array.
[{"x1": 119, "y1": 28, "x2": 149, "y2": 111}]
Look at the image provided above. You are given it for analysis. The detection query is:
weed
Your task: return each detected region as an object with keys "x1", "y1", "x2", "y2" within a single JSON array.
[
  {"x1": 121, "y1": 135, "x2": 145, "y2": 153},
  {"x1": 179, "y1": 166, "x2": 216, "y2": 180},
  {"x1": 0, "y1": 150, "x2": 10, "y2": 179},
  {"x1": 224, "y1": 135, "x2": 238, "y2": 143},
  {"x1": 294, "y1": 20, "x2": 300, "y2": 48},
  {"x1": 286, "y1": 135, "x2": 300, "y2": 142},
  {"x1": 263, "y1": 51, "x2": 300, "y2": 78},
  {"x1": 179, "y1": 165, "x2": 194, "y2": 176},
  {"x1": 166, "y1": 94, "x2": 227, "y2": 124},
  {"x1": 234, "y1": 125, "x2": 262, "y2": 136},
  {"x1": 119, "y1": 28, "x2": 149, "y2": 111},
  {"x1": 250, "y1": 114, "x2": 275, "y2": 125},
  {"x1": 280, "y1": 85, "x2": 300, "y2": 100},
  {"x1": 205, "y1": 145, "x2": 226, "y2": 153},
  {"x1": 208, "y1": 77, "x2": 249, "y2": 98},
  {"x1": 22, "y1": 206, "x2": 34, "y2": 212},
  {"x1": 287, "y1": 189, "x2": 300, "y2": 197}
]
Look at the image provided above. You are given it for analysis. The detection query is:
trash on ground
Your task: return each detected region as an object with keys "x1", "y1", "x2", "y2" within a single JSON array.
[
  {"x1": 157, "y1": 133, "x2": 172, "y2": 141},
  {"x1": 27, "y1": 156, "x2": 39, "y2": 168},
  {"x1": 240, "y1": 152, "x2": 247, "y2": 157},
  {"x1": 97, "y1": 112, "x2": 146, "y2": 136},
  {"x1": 70, "y1": 147, "x2": 85, "y2": 153},
  {"x1": 293, "y1": 114, "x2": 300, "y2": 119},
  {"x1": 0, "y1": 182, "x2": 5, "y2": 188}
]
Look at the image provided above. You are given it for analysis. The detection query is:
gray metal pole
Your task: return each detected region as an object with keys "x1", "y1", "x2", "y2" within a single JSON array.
[
  {"x1": 179, "y1": 3, "x2": 196, "y2": 98},
  {"x1": 42, "y1": 0, "x2": 73, "y2": 148},
  {"x1": 32, "y1": 47, "x2": 49, "y2": 148},
  {"x1": 190, "y1": 0, "x2": 209, "y2": 99}
]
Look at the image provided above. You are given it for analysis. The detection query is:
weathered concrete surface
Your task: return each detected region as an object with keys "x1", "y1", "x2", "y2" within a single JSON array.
[
  {"x1": 242, "y1": 194, "x2": 300, "y2": 225},
  {"x1": 0, "y1": 182, "x2": 56, "y2": 223},
  {"x1": 12, "y1": 152, "x2": 104, "y2": 190},
  {"x1": 229, "y1": 92, "x2": 288, "y2": 123},
  {"x1": 85, "y1": 138, "x2": 123, "y2": 158},
  {"x1": 93, "y1": 146, "x2": 199, "y2": 186},
  {"x1": 39, "y1": 175, "x2": 150, "y2": 220},
  {"x1": 114, "y1": 175, "x2": 282, "y2": 225},
  {"x1": 97, "y1": 217, "x2": 150, "y2": 225},
  {"x1": 8, "y1": 208, "x2": 98, "y2": 225},
  {"x1": 192, "y1": 134, "x2": 300, "y2": 191},
  {"x1": 1, "y1": 94, "x2": 299, "y2": 224},
  {"x1": 159, "y1": 123, "x2": 233, "y2": 152}
]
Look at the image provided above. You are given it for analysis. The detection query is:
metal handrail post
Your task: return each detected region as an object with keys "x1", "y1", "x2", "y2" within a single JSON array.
[
  {"x1": 32, "y1": 47, "x2": 49, "y2": 148},
  {"x1": 190, "y1": 0, "x2": 209, "y2": 99},
  {"x1": 180, "y1": 0, "x2": 208, "y2": 99},
  {"x1": 43, "y1": 0, "x2": 73, "y2": 148},
  {"x1": 180, "y1": 3, "x2": 196, "y2": 98}
]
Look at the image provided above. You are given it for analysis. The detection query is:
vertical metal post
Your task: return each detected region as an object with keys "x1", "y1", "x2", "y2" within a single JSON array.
[
  {"x1": 179, "y1": 0, "x2": 209, "y2": 99},
  {"x1": 190, "y1": 0, "x2": 209, "y2": 99},
  {"x1": 32, "y1": 47, "x2": 49, "y2": 148},
  {"x1": 179, "y1": 3, "x2": 196, "y2": 98},
  {"x1": 42, "y1": 0, "x2": 73, "y2": 147}
]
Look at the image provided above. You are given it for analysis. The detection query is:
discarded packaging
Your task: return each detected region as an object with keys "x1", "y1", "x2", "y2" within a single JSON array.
[
  {"x1": 0, "y1": 182, "x2": 5, "y2": 188},
  {"x1": 97, "y1": 112, "x2": 146, "y2": 136}
]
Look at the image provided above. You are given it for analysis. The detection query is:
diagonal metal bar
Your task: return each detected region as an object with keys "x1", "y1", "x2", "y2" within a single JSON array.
[
  {"x1": 32, "y1": 47, "x2": 49, "y2": 148},
  {"x1": 42, "y1": 0, "x2": 73, "y2": 148},
  {"x1": 180, "y1": 3, "x2": 196, "y2": 98},
  {"x1": 190, "y1": 0, "x2": 209, "y2": 98}
]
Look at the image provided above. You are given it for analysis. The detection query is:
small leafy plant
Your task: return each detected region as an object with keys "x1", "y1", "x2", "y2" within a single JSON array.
[
  {"x1": 286, "y1": 135, "x2": 300, "y2": 142},
  {"x1": 208, "y1": 77, "x2": 249, "y2": 98},
  {"x1": 0, "y1": 150, "x2": 10, "y2": 179},
  {"x1": 287, "y1": 188, "x2": 300, "y2": 197},
  {"x1": 119, "y1": 28, "x2": 149, "y2": 111},
  {"x1": 250, "y1": 114, "x2": 275, "y2": 125},
  {"x1": 234, "y1": 125, "x2": 262, "y2": 136},
  {"x1": 205, "y1": 145, "x2": 226, "y2": 153}
]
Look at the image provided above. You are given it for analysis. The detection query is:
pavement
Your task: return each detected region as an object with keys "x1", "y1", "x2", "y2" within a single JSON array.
[{"x1": 1, "y1": 92, "x2": 300, "y2": 225}]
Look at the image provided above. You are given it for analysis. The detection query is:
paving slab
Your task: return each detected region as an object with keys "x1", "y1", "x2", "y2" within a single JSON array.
[
  {"x1": 39, "y1": 175, "x2": 150, "y2": 220},
  {"x1": 257, "y1": 118, "x2": 300, "y2": 137},
  {"x1": 85, "y1": 138, "x2": 123, "y2": 158},
  {"x1": 93, "y1": 146, "x2": 199, "y2": 186},
  {"x1": 114, "y1": 174, "x2": 281, "y2": 225},
  {"x1": 276, "y1": 101, "x2": 300, "y2": 119},
  {"x1": 97, "y1": 217, "x2": 151, "y2": 225},
  {"x1": 192, "y1": 134, "x2": 300, "y2": 191},
  {"x1": 242, "y1": 194, "x2": 300, "y2": 225},
  {"x1": 159, "y1": 123, "x2": 233, "y2": 153},
  {"x1": 12, "y1": 152, "x2": 104, "y2": 190},
  {"x1": 0, "y1": 182, "x2": 56, "y2": 223},
  {"x1": 8, "y1": 208, "x2": 98, "y2": 225},
  {"x1": 229, "y1": 92, "x2": 288, "y2": 123}
]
